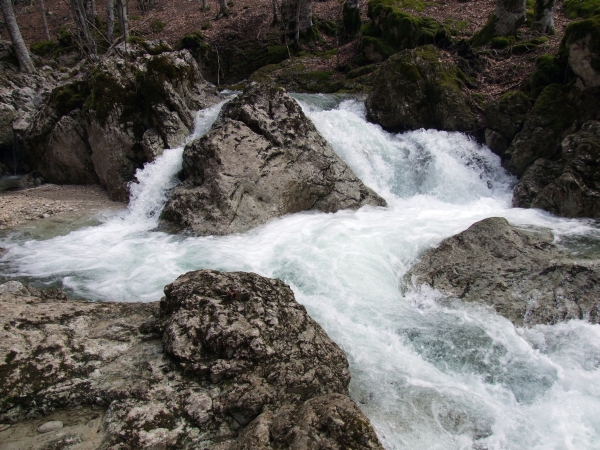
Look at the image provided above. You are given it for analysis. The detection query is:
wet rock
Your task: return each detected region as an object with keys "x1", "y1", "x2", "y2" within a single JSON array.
[
  {"x1": 0, "y1": 270, "x2": 383, "y2": 449},
  {"x1": 484, "y1": 91, "x2": 532, "y2": 158},
  {"x1": 37, "y1": 420, "x2": 64, "y2": 433},
  {"x1": 365, "y1": 46, "x2": 480, "y2": 134},
  {"x1": 162, "y1": 83, "x2": 386, "y2": 236},
  {"x1": 19, "y1": 43, "x2": 220, "y2": 201},
  {"x1": 404, "y1": 217, "x2": 600, "y2": 326},
  {"x1": 513, "y1": 121, "x2": 600, "y2": 218}
]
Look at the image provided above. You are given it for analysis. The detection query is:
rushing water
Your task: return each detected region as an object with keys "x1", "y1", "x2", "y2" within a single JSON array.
[{"x1": 2, "y1": 94, "x2": 600, "y2": 449}]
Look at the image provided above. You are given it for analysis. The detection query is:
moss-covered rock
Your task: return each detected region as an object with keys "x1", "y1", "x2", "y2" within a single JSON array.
[
  {"x1": 359, "y1": 0, "x2": 451, "y2": 63},
  {"x1": 523, "y1": 54, "x2": 569, "y2": 98},
  {"x1": 365, "y1": 45, "x2": 480, "y2": 133},
  {"x1": 563, "y1": 0, "x2": 600, "y2": 19},
  {"x1": 343, "y1": 2, "x2": 362, "y2": 35},
  {"x1": 30, "y1": 41, "x2": 56, "y2": 57},
  {"x1": 471, "y1": 0, "x2": 527, "y2": 46},
  {"x1": 560, "y1": 15, "x2": 600, "y2": 89},
  {"x1": 485, "y1": 90, "x2": 532, "y2": 157}
]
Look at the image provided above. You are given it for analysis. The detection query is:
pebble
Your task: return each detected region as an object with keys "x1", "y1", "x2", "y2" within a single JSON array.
[
  {"x1": 37, "y1": 420, "x2": 63, "y2": 433},
  {"x1": 0, "y1": 424, "x2": 10, "y2": 432}
]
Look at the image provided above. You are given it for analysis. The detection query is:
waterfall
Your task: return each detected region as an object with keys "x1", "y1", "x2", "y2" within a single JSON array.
[{"x1": 2, "y1": 94, "x2": 600, "y2": 449}]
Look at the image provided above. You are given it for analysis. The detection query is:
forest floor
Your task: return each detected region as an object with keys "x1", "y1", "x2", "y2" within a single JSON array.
[{"x1": 0, "y1": 0, "x2": 574, "y2": 101}]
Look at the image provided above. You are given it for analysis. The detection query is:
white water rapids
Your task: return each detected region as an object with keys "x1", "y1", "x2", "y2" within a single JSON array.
[{"x1": 2, "y1": 94, "x2": 600, "y2": 449}]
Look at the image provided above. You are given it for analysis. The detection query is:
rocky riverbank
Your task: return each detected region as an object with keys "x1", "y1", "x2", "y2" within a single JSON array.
[{"x1": 0, "y1": 270, "x2": 383, "y2": 449}]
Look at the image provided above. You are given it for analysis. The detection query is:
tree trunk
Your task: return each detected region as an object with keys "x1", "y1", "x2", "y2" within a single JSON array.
[
  {"x1": 531, "y1": 0, "x2": 557, "y2": 34},
  {"x1": 71, "y1": 0, "x2": 97, "y2": 54},
  {"x1": 0, "y1": 0, "x2": 36, "y2": 73},
  {"x1": 106, "y1": 0, "x2": 114, "y2": 44},
  {"x1": 38, "y1": 0, "x2": 51, "y2": 41},
  {"x1": 343, "y1": 0, "x2": 360, "y2": 35},
  {"x1": 201, "y1": 0, "x2": 209, "y2": 10},
  {"x1": 217, "y1": 0, "x2": 229, "y2": 18},
  {"x1": 281, "y1": 0, "x2": 312, "y2": 42},
  {"x1": 116, "y1": 0, "x2": 128, "y2": 41},
  {"x1": 471, "y1": 0, "x2": 526, "y2": 46},
  {"x1": 272, "y1": 0, "x2": 279, "y2": 24},
  {"x1": 85, "y1": 0, "x2": 96, "y2": 23}
]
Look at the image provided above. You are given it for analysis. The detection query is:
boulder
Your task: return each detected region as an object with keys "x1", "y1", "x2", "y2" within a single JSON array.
[
  {"x1": 404, "y1": 217, "x2": 600, "y2": 326},
  {"x1": 484, "y1": 90, "x2": 531, "y2": 157},
  {"x1": 513, "y1": 120, "x2": 600, "y2": 217},
  {"x1": 0, "y1": 272, "x2": 383, "y2": 449},
  {"x1": 365, "y1": 46, "x2": 480, "y2": 133},
  {"x1": 19, "y1": 43, "x2": 220, "y2": 201},
  {"x1": 560, "y1": 14, "x2": 600, "y2": 89},
  {"x1": 161, "y1": 84, "x2": 386, "y2": 236}
]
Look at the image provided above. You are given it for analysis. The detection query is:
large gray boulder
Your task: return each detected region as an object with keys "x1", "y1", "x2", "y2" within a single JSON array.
[
  {"x1": 161, "y1": 83, "x2": 386, "y2": 236},
  {"x1": 513, "y1": 120, "x2": 600, "y2": 217},
  {"x1": 19, "y1": 42, "x2": 220, "y2": 201},
  {"x1": 365, "y1": 46, "x2": 480, "y2": 134},
  {"x1": 0, "y1": 271, "x2": 383, "y2": 449},
  {"x1": 404, "y1": 217, "x2": 600, "y2": 326}
]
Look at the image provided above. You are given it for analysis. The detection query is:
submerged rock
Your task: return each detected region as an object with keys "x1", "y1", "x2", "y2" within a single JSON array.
[
  {"x1": 404, "y1": 217, "x2": 600, "y2": 326},
  {"x1": 365, "y1": 46, "x2": 480, "y2": 134},
  {"x1": 0, "y1": 271, "x2": 383, "y2": 449},
  {"x1": 161, "y1": 83, "x2": 386, "y2": 236}
]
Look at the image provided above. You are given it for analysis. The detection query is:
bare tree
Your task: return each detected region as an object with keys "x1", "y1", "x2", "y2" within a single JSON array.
[
  {"x1": 472, "y1": 0, "x2": 527, "y2": 46},
  {"x1": 272, "y1": 0, "x2": 280, "y2": 24},
  {"x1": 281, "y1": 0, "x2": 312, "y2": 42},
  {"x1": 216, "y1": 0, "x2": 229, "y2": 18},
  {"x1": 531, "y1": 0, "x2": 557, "y2": 34},
  {"x1": 71, "y1": 0, "x2": 97, "y2": 54},
  {"x1": 0, "y1": 0, "x2": 36, "y2": 73},
  {"x1": 201, "y1": 0, "x2": 209, "y2": 11},
  {"x1": 106, "y1": 0, "x2": 114, "y2": 44},
  {"x1": 39, "y1": 0, "x2": 51, "y2": 40},
  {"x1": 116, "y1": 0, "x2": 128, "y2": 41}
]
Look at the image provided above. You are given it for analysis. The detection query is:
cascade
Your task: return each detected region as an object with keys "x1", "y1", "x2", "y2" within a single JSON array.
[{"x1": 2, "y1": 95, "x2": 600, "y2": 449}]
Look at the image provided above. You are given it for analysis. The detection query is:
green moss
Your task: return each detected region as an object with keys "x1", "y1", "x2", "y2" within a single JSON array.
[
  {"x1": 176, "y1": 31, "x2": 211, "y2": 57},
  {"x1": 490, "y1": 36, "x2": 514, "y2": 49},
  {"x1": 58, "y1": 26, "x2": 74, "y2": 48},
  {"x1": 361, "y1": 0, "x2": 451, "y2": 62},
  {"x1": 150, "y1": 19, "x2": 166, "y2": 33},
  {"x1": 560, "y1": 15, "x2": 600, "y2": 61},
  {"x1": 471, "y1": 15, "x2": 498, "y2": 47},
  {"x1": 524, "y1": 54, "x2": 568, "y2": 98},
  {"x1": 564, "y1": 0, "x2": 600, "y2": 19},
  {"x1": 201, "y1": 22, "x2": 212, "y2": 30},
  {"x1": 267, "y1": 45, "x2": 289, "y2": 64},
  {"x1": 531, "y1": 84, "x2": 577, "y2": 135},
  {"x1": 127, "y1": 35, "x2": 146, "y2": 45},
  {"x1": 50, "y1": 82, "x2": 90, "y2": 116},
  {"x1": 31, "y1": 40, "x2": 56, "y2": 56},
  {"x1": 346, "y1": 64, "x2": 378, "y2": 78},
  {"x1": 318, "y1": 19, "x2": 338, "y2": 37}
]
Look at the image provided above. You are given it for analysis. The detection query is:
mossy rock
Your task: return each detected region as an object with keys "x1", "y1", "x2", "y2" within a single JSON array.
[
  {"x1": 484, "y1": 90, "x2": 532, "y2": 157},
  {"x1": 563, "y1": 0, "x2": 600, "y2": 19},
  {"x1": 559, "y1": 15, "x2": 600, "y2": 88},
  {"x1": 523, "y1": 55, "x2": 569, "y2": 98},
  {"x1": 30, "y1": 41, "x2": 56, "y2": 57},
  {"x1": 359, "y1": 0, "x2": 451, "y2": 63},
  {"x1": 490, "y1": 36, "x2": 515, "y2": 49},
  {"x1": 365, "y1": 45, "x2": 479, "y2": 133},
  {"x1": 343, "y1": 3, "x2": 362, "y2": 35},
  {"x1": 49, "y1": 81, "x2": 91, "y2": 117}
]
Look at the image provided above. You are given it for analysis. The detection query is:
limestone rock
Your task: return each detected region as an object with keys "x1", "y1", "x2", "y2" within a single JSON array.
[
  {"x1": 162, "y1": 83, "x2": 386, "y2": 236},
  {"x1": 513, "y1": 121, "x2": 600, "y2": 217},
  {"x1": 0, "y1": 272, "x2": 383, "y2": 449},
  {"x1": 560, "y1": 15, "x2": 600, "y2": 89},
  {"x1": 404, "y1": 217, "x2": 600, "y2": 326},
  {"x1": 365, "y1": 46, "x2": 480, "y2": 133},
  {"x1": 19, "y1": 44, "x2": 220, "y2": 201},
  {"x1": 37, "y1": 420, "x2": 64, "y2": 433}
]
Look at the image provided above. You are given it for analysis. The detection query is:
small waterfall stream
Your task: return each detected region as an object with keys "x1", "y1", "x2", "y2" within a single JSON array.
[{"x1": 2, "y1": 95, "x2": 600, "y2": 449}]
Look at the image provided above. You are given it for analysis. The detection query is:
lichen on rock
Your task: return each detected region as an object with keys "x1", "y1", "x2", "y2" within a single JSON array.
[{"x1": 161, "y1": 83, "x2": 386, "y2": 236}]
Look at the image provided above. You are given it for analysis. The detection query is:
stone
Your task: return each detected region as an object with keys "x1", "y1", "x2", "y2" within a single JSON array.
[
  {"x1": 19, "y1": 44, "x2": 220, "y2": 202},
  {"x1": 484, "y1": 90, "x2": 531, "y2": 158},
  {"x1": 513, "y1": 121, "x2": 600, "y2": 218},
  {"x1": 560, "y1": 14, "x2": 600, "y2": 89},
  {"x1": 161, "y1": 83, "x2": 386, "y2": 236},
  {"x1": 37, "y1": 420, "x2": 64, "y2": 433},
  {"x1": 365, "y1": 46, "x2": 480, "y2": 134},
  {"x1": 0, "y1": 423, "x2": 10, "y2": 432},
  {"x1": 0, "y1": 270, "x2": 383, "y2": 449},
  {"x1": 404, "y1": 217, "x2": 600, "y2": 326}
]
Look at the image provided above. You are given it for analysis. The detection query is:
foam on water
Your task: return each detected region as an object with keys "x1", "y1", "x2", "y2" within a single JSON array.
[{"x1": 2, "y1": 94, "x2": 600, "y2": 449}]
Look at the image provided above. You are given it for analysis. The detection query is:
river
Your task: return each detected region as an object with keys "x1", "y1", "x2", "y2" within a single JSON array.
[{"x1": 2, "y1": 94, "x2": 600, "y2": 449}]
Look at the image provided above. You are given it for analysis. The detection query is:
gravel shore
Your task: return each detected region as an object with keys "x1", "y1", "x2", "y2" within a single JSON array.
[{"x1": 0, "y1": 184, "x2": 124, "y2": 229}]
